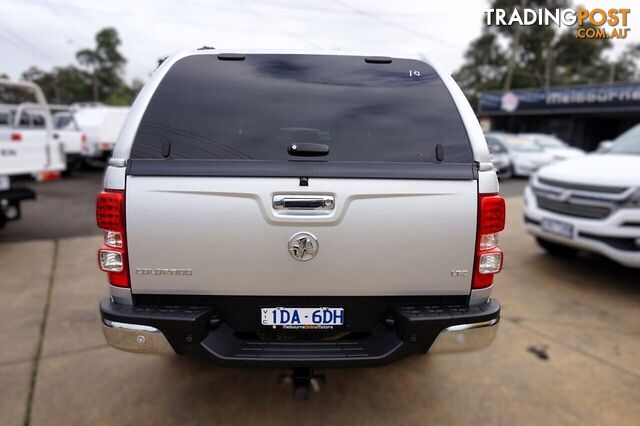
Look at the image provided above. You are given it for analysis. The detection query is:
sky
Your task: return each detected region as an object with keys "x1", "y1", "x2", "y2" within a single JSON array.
[{"x1": 0, "y1": 0, "x2": 637, "y2": 83}]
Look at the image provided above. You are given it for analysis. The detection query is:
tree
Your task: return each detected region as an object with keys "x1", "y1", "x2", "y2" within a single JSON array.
[
  {"x1": 22, "y1": 66, "x2": 92, "y2": 104},
  {"x1": 76, "y1": 27, "x2": 127, "y2": 102},
  {"x1": 551, "y1": 22, "x2": 614, "y2": 85},
  {"x1": 105, "y1": 78, "x2": 144, "y2": 105},
  {"x1": 454, "y1": 0, "x2": 639, "y2": 109},
  {"x1": 0, "y1": 80, "x2": 33, "y2": 104},
  {"x1": 453, "y1": 30, "x2": 507, "y2": 108},
  {"x1": 75, "y1": 48, "x2": 99, "y2": 101},
  {"x1": 157, "y1": 56, "x2": 168, "y2": 69},
  {"x1": 7, "y1": 28, "x2": 141, "y2": 106},
  {"x1": 606, "y1": 43, "x2": 640, "y2": 82}
]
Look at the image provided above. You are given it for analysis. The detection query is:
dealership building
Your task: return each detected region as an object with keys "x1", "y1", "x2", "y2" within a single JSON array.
[{"x1": 477, "y1": 82, "x2": 640, "y2": 151}]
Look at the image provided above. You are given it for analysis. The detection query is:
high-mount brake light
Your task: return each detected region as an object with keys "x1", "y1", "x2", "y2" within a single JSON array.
[
  {"x1": 472, "y1": 194, "x2": 505, "y2": 289},
  {"x1": 96, "y1": 190, "x2": 129, "y2": 287}
]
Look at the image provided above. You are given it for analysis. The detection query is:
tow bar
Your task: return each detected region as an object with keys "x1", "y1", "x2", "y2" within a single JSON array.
[{"x1": 280, "y1": 368, "x2": 325, "y2": 400}]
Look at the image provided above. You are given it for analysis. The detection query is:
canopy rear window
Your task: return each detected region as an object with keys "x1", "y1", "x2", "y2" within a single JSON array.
[{"x1": 130, "y1": 54, "x2": 474, "y2": 178}]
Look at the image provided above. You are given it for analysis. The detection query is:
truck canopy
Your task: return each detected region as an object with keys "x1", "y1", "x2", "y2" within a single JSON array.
[
  {"x1": 129, "y1": 54, "x2": 474, "y2": 179},
  {"x1": 74, "y1": 106, "x2": 129, "y2": 146}
]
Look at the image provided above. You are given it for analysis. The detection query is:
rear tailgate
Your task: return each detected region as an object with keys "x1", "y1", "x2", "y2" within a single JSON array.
[
  {"x1": 126, "y1": 176, "x2": 477, "y2": 296},
  {"x1": 0, "y1": 129, "x2": 49, "y2": 175}
]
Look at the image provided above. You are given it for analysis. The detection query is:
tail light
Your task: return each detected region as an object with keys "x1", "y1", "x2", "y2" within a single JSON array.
[
  {"x1": 36, "y1": 171, "x2": 61, "y2": 182},
  {"x1": 97, "y1": 190, "x2": 129, "y2": 287},
  {"x1": 11, "y1": 132, "x2": 21, "y2": 142},
  {"x1": 81, "y1": 133, "x2": 87, "y2": 149},
  {"x1": 472, "y1": 194, "x2": 506, "y2": 289}
]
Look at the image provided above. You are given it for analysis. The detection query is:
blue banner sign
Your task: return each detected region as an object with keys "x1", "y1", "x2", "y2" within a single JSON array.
[{"x1": 479, "y1": 83, "x2": 640, "y2": 114}]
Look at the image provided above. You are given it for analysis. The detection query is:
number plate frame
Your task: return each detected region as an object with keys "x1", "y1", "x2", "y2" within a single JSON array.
[
  {"x1": 541, "y1": 218, "x2": 574, "y2": 238},
  {"x1": 261, "y1": 307, "x2": 345, "y2": 329}
]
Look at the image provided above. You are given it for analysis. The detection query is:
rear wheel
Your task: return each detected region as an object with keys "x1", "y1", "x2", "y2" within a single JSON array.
[{"x1": 536, "y1": 237, "x2": 578, "y2": 257}]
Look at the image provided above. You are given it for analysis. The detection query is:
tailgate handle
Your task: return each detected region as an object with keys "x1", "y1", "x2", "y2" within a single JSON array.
[{"x1": 273, "y1": 195, "x2": 334, "y2": 210}]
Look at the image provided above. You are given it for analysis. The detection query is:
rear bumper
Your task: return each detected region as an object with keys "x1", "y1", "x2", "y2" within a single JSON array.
[
  {"x1": 0, "y1": 187, "x2": 35, "y2": 202},
  {"x1": 100, "y1": 298, "x2": 500, "y2": 367}
]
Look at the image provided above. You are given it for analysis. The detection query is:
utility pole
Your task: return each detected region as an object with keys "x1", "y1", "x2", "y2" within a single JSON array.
[{"x1": 92, "y1": 66, "x2": 99, "y2": 102}]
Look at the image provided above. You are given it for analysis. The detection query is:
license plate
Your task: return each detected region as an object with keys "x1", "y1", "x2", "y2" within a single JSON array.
[
  {"x1": 0, "y1": 176, "x2": 9, "y2": 191},
  {"x1": 541, "y1": 218, "x2": 574, "y2": 238},
  {"x1": 261, "y1": 307, "x2": 344, "y2": 329}
]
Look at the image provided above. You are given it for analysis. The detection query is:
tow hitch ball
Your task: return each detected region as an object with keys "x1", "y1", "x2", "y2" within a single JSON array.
[{"x1": 280, "y1": 368, "x2": 325, "y2": 401}]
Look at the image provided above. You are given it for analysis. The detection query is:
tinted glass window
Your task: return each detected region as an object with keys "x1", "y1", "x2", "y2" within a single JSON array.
[
  {"x1": 0, "y1": 112, "x2": 10, "y2": 125},
  {"x1": 131, "y1": 54, "x2": 472, "y2": 164},
  {"x1": 18, "y1": 114, "x2": 29, "y2": 126},
  {"x1": 609, "y1": 124, "x2": 640, "y2": 155},
  {"x1": 530, "y1": 135, "x2": 566, "y2": 148},
  {"x1": 504, "y1": 137, "x2": 544, "y2": 153},
  {"x1": 31, "y1": 113, "x2": 45, "y2": 128},
  {"x1": 486, "y1": 137, "x2": 506, "y2": 154},
  {"x1": 54, "y1": 114, "x2": 76, "y2": 130}
]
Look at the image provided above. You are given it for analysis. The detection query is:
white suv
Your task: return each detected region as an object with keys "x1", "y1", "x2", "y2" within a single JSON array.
[{"x1": 524, "y1": 124, "x2": 640, "y2": 268}]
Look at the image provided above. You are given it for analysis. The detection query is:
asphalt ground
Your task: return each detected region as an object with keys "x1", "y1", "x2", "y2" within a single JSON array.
[
  {"x1": 0, "y1": 169, "x2": 103, "y2": 243},
  {"x1": 1, "y1": 175, "x2": 638, "y2": 425}
]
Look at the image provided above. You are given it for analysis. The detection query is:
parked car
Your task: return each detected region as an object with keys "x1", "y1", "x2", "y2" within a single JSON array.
[
  {"x1": 519, "y1": 133, "x2": 585, "y2": 160},
  {"x1": 596, "y1": 140, "x2": 614, "y2": 153},
  {"x1": 524, "y1": 124, "x2": 640, "y2": 268},
  {"x1": 485, "y1": 135, "x2": 512, "y2": 179},
  {"x1": 0, "y1": 79, "x2": 66, "y2": 229},
  {"x1": 485, "y1": 132, "x2": 554, "y2": 177},
  {"x1": 96, "y1": 50, "x2": 505, "y2": 396},
  {"x1": 73, "y1": 106, "x2": 129, "y2": 160}
]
